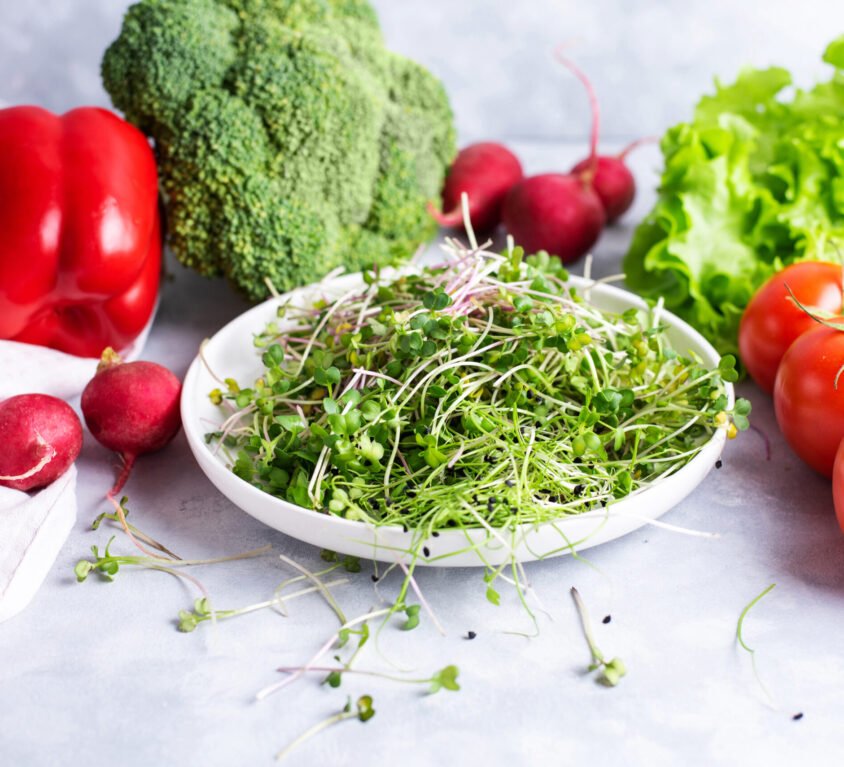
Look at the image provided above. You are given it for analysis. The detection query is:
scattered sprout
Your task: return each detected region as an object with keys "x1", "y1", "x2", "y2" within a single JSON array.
[{"x1": 571, "y1": 587, "x2": 627, "y2": 687}]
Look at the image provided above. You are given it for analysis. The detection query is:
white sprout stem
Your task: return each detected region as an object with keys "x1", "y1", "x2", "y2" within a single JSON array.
[
  {"x1": 274, "y1": 708, "x2": 356, "y2": 762},
  {"x1": 574, "y1": 509, "x2": 720, "y2": 539},
  {"x1": 352, "y1": 368, "x2": 404, "y2": 387},
  {"x1": 232, "y1": 580, "x2": 349, "y2": 619},
  {"x1": 256, "y1": 608, "x2": 392, "y2": 701},
  {"x1": 277, "y1": 554, "x2": 347, "y2": 624},
  {"x1": 460, "y1": 192, "x2": 478, "y2": 250},
  {"x1": 198, "y1": 339, "x2": 226, "y2": 385},
  {"x1": 651, "y1": 296, "x2": 665, "y2": 330},
  {"x1": 446, "y1": 443, "x2": 465, "y2": 470},
  {"x1": 383, "y1": 422, "x2": 402, "y2": 498},
  {"x1": 397, "y1": 560, "x2": 446, "y2": 636},
  {"x1": 295, "y1": 287, "x2": 362, "y2": 377},
  {"x1": 307, "y1": 445, "x2": 331, "y2": 504}
]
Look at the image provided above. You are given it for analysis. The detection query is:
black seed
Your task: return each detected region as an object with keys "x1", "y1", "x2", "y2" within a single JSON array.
[
  {"x1": 385, "y1": 498, "x2": 393, "y2": 506},
  {"x1": 602, "y1": 615, "x2": 611, "y2": 624},
  {"x1": 510, "y1": 506, "x2": 518, "y2": 514},
  {"x1": 423, "y1": 546, "x2": 431, "y2": 557},
  {"x1": 472, "y1": 494, "x2": 480, "y2": 504},
  {"x1": 505, "y1": 479, "x2": 514, "y2": 487},
  {"x1": 371, "y1": 574, "x2": 379, "y2": 583},
  {"x1": 573, "y1": 484, "x2": 584, "y2": 495},
  {"x1": 715, "y1": 459, "x2": 723, "y2": 469},
  {"x1": 466, "y1": 631, "x2": 477, "y2": 640},
  {"x1": 573, "y1": 457, "x2": 582, "y2": 464},
  {"x1": 446, "y1": 519, "x2": 457, "y2": 527},
  {"x1": 432, "y1": 531, "x2": 440, "y2": 537},
  {"x1": 792, "y1": 713, "x2": 804, "y2": 721},
  {"x1": 401, "y1": 524, "x2": 408, "y2": 533}
]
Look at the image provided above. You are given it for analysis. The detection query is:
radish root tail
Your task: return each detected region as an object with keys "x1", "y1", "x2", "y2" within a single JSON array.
[
  {"x1": 110, "y1": 453, "x2": 136, "y2": 497},
  {"x1": 426, "y1": 200, "x2": 464, "y2": 228}
]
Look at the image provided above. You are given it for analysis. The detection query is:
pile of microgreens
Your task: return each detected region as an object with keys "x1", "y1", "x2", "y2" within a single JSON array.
[{"x1": 208, "y1": 239, "x2": 749, "y2": 547}]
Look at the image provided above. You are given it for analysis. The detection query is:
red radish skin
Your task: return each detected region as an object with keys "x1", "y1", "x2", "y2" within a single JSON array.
[
  {"x1": 429, "y1": 142, "x2": 523, "y2": 233},
  {"x1": 571, "y1": 154, "x2": 635, "y2": 223},
  {"x1": 0, "y1": 394, "x2": 83, "y2": 491},
  {"x1": 81, "y1": 348, "x2": 182, "y2": 498},
  {"x1": 502, "y1": 174, "x2": 606, "y2": 263}
]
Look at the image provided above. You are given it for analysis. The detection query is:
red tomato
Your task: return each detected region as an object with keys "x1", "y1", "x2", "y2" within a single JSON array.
[
  {"x1": 833, "y1": 439, "x2": 844, "y2": 534},
  {"x1": 739, "y1": 262, "x2": 843, "y2": 393},
  {"x1": 774, "y1": 324, "x2": 844, "y2": 477}
]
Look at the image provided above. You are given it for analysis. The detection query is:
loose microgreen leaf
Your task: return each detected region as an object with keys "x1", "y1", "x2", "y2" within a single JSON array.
[
  {"x1": 429, "y1": 665, "x2": 461, "y2": 693},
  {"x1": 355, "y1": 695, "x2": 376, "y2": 722},
  {"x1": 402, "y1": 603, "x2": 421, "y2": 630}
]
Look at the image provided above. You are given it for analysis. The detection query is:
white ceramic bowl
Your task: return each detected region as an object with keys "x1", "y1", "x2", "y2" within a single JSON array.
[{"x1": 182, "y1": 272, "x2": 732, "y2": 567}]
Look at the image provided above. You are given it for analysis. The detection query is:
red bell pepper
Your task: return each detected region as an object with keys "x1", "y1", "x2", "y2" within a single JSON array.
[{"x1": 0, "y1": 106, "x2": 161, "y2": 358}]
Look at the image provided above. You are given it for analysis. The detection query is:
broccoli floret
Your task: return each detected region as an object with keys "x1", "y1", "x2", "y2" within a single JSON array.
[{"x1": 102, "y1": 0, "x2": 455, "y2": 300}]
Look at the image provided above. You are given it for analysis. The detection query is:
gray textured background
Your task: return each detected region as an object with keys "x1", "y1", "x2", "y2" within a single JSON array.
[{"x1": 2, "y1": 0, "x2": 842, "y2": 143}]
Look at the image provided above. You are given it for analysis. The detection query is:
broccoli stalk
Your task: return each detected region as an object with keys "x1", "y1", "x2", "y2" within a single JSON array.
[{"x1": 102, "y1": 0, "x2": 456, "y2": 300}]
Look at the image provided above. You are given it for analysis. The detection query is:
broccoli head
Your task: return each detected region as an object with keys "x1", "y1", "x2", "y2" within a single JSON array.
[{"x1": 102, "y1": 0, "x2": 456, "y2": 300}]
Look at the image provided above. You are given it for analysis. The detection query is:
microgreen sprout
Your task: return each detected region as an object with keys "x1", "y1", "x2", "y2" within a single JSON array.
[
  {"x1": 74, "y1": 538, "x2": 271, "y2": 585},
  {"x1": 275, "y1": 695, "x2": 375, "y2": 763},
  {"x1": 177, "y1": 576, "x2": 350, "y2": 632},
  {"x1": 570, "y1": 587, "x2": 626, "y2": 686},
  {"x1": 736, "y1": 583, "x2": 776, "y2": 705},
  {"x1": 256, "y1": 608, "x2": 394, "y2": 701},
  {"x1": 277, "y1": 663, "x2": 460, "y2": 694},
  {"x1": 92, "y1": 497, "x2": 180, "y2": 560}
]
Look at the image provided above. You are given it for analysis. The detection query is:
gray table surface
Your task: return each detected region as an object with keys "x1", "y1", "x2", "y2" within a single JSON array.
[{"x1": 1, "y1": 140, "x2": 843, "y2": 767}]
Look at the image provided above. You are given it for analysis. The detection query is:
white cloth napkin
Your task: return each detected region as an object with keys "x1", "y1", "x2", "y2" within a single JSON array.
[
  {"x1": 0, "y1": 467, "x2": 77, "y2": 623},
  {"x1": 0, "y1": 311, "x2": 154, "y2": 623}
]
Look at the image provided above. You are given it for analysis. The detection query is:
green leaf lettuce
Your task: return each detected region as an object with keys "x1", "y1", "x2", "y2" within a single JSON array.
[{"x1": 624, "y1": 35, "x2": 844, "y2": 357}]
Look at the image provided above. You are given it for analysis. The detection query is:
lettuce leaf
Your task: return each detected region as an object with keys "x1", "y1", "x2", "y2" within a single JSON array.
[{"x1": 624, "y1": 35, "x2": 844, "y2": 357}]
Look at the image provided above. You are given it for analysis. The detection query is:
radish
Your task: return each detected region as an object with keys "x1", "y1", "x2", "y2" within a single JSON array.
[
  {"x1": 428, "y1": 142, "x2": 523, "y2": 234},
  {"x1": 502, "y1": 174, "x2": 605, "y2": 262},
  {"x1": 562, "y1": 52, "x2": 645, "y2": 223},
  {"x1": 0, "y1": 394, "x2": 83, "y2": 492},
  {"x1": 571, "y1": 152, "x2": 635, "y2": 223},
  {"x1": 81, "y1": 348, "x2": 182, "y2": 498},
  {"x1": 501, "y1": 54, "x2": 608, "y2": 263}
]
